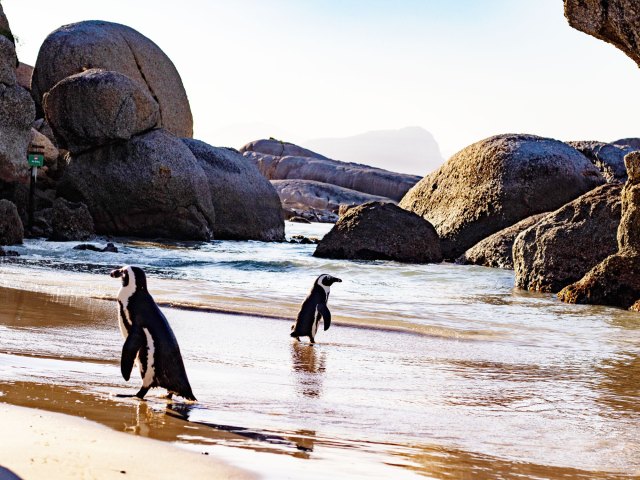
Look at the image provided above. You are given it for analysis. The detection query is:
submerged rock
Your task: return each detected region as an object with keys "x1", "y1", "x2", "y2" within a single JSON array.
[
  {"x1": 241, "y1": 138, "x2": 420, "y2": 201},
  {"x1": 57, "y1": 129, "x2": 215, "y2": 240},
  {"x1": 272, "y1": 179, "x2": 393, "y2": 224},
  {"x1": 288, "y1": 216, "x2": 311, "y2": 224},
  {"x1": 399, "y1": 134, "x2": 605, "y2": 259},
  {"x1": 182, "y1": 139, "x2": 284, "y2": 241},
  {"x1": 0, "y1": 199, "x2": 23, "y2": 245},
  {"x1": 457, "y1": 213, "x2": 548, "y2": 270},
  {"x1": 514, "y1": 183, "x2": 622, "y2": 292},
  {"x1": 0, "y1": 247, "x2": 19, "y2": 256},
  {"x1": 559, "y1": 152, "x2": 640, "y2": 307},
  {"x1": 314, "y1": 201, "x2": 442, "y2": 263},
  {"x1": 32, "y1": 20, "x2": 193, "y2": 137},
  {"x1": 44, "y1": 69, "x2": 159, "y2": 154},
  {"x1": 73, "y1": 242, "x2": 118, "y2": 253}
]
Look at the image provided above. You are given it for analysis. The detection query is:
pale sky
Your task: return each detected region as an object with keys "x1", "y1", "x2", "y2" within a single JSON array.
[{"x1": 4, "y1": 0, "x2": 640, "y2": 159}]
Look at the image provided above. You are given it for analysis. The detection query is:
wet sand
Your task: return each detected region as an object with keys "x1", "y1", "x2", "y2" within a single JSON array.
[{"x1": 2, "y1": 284, "x2": 640, "y2": 479}]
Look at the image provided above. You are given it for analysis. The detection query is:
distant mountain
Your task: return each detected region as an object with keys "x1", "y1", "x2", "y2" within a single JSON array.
[{"x1": 302, "y1": 127, "x2": 443, "y2": 176}]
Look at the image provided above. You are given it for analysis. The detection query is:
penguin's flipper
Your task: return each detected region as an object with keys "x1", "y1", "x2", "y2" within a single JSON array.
[
  {"x1": 121, "y1": 328, "x2": 145, "y2": 381},
  {"x1": 317, "y1": 303, "x2": 331, "y2": 331}
]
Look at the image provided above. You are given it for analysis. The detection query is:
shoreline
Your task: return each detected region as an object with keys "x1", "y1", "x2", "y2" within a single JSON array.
[{"x1": 0, "y1": 402, "x2": 255, "y2": 480}]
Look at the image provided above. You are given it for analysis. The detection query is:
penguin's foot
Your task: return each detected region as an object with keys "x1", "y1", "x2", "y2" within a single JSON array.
[
  {"x1": 135, "y1": 387, "x2": 150, "y2": 399},
  {"x1": 115, "y1": 393, "x2": 146, "y2": 400}
]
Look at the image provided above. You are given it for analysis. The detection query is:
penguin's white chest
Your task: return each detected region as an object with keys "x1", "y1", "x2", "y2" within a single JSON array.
[{"x1": 141, "y1": 328, "x2": 156, "y2": 387}]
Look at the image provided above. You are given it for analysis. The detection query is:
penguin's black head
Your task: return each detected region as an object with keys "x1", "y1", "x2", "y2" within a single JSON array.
[
  {"x1": 110, "y1": 265, "x2": 147, "y2": 290},
  {"x1": 317, "y1": 274, "x2": 342, "y2": 287}
]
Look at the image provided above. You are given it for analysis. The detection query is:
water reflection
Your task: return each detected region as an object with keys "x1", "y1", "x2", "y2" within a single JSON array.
[
  {"x1": 596, "y1": 351, "x2": 640, "y2": 416},
  {"x1": 290, "y1": 341, "x2": 326, "y2": 398}
]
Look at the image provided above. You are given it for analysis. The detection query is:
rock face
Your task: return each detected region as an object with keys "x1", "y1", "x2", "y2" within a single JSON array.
[
  {"x1": 457, "y1": 213, "x2": 548, "y2": 270},
  {"x1": 0, "y1": 199, "x2": 23, "y2": 245},
  {"x1": 568, "y1": 140, "x2": 632, "y2": 182},
  {"x1": 399, "y1": 134, "x2": 605, "y2": 259},
  {"x1": 514, "y1": 183, "x2": 622, "y2": 292},
  {"x1": 564, "y1": 0, "x2": 640, "y2": 68},
  {"x1": 181, "y1": 139, "x2": 284, "y2": 241},
  {"x1": 314, "y1": 202, "x2": 442, "y2": 263},
  {"x1": 43, "y1": 69, "x2": 159, "y2": 154},
  {"x1": 272, "y1": 179, "x2": 393, "y2": 223},
  {"x1": 16, "y1": 62, "x2": 32, "y2": 91},
  {"x1": 57, "y1": 129, "x2": 215, "y2": 240},
  {"x1": 50, "y1": 197, "x2": 94, "y2": 241},
  {"x1": 613, "y1": 138, "x2": 640, "y2": 150},
  {"x1": 241, "y1": 138, "x2": 420, "y2": 201},
  {"x1": 32, "y1": 20, "x2": 192, "y2": 137},
  {"x1": 559, "y1": 153, "x2": 640, "y2": 308}
]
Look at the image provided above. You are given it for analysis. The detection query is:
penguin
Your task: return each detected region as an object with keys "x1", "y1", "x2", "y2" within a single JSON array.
[
  {"x1": 290, "y1": 274, "x2": 342, "y2": 344},
  {"x1": 110, "y1": 265, "x2": 196, "y2": 401}
]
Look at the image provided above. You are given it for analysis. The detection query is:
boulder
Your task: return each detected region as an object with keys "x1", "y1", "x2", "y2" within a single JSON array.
[
  {"x1": 32, "y1": 20, "x2": 192, "y2": 137},
  {"x1": 272, "y1": 179, "x2": 393, "y2": 223},
  {"x1": 0, "y1": 4, "x2": 13, "y2": 44},
  {"x1": 514, "y1": 183, "x2": 622, "y2": 292},
  {"x1": 564, "y1": 0, "x2": 640, "y2": 68},
  {"x1": 16, "y1": 62, "x2": 32, "y2": 91},
  {"x1": 0, "y1": 199, "x2": 23, "y2": 245},
  {"x1": 0, "y1": 247, "x2": 19, "y2": 257},
  {"x1": 29, "y1": 128, "x2": 59, "y2": 164},
  {"x1": 559, "y1": 152, "x2": 640, "y2": 308},
  {"x1": 43, "y1": 69, "x2": 159, "y2": 154},
  {"x1": 568, "y1": 140, "x2": 632, "y2": 182},
  {"x1": 73, "y1": 242, "x2": 117, "y2": 253},
  {"x1": 181, "y1": 139, "x2": 284, "y2": 241},
  {"x1": 49, "y1": 197, "x2": 94, "y2": 241},
  {"x1": 0, "y1": 36, "x2": 16, "y2": 85},
  {"x1": 399, "y1": 134, "x2": 605, "y2": 259},
  {"x1": 241, "y1": 139, "x2": 420, "y2": 201},
  {"x1": 457, "y1": 213, "x2": 548, "y2": 270},
  {"x1": 241, "y1": 138, "x2": 328, "y2": 160},
  {"x1": 0, "y1": 83, "x2": 36, "y2": 183},
  {"x1": 314, "y1": 201, "x2": 442, "y2": 263},
  {"x1": 57, "y1": 129, "x2": 215, "y2": 240},
  {"x1": 613, "y1": 138, "x2": 640, "y2": 150}
]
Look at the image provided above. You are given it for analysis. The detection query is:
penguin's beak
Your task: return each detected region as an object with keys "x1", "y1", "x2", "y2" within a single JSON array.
[
  {"x1": 110, "y1": 269, "x2": 122, "y2": 278},
  {"x1": 330, "y1": 277, "x2": 342, "y2": 284}
]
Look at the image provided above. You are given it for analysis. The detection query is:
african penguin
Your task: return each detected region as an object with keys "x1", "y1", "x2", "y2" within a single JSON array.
[
  {"x1": 290, "y1": 274, "x2": 342, "y2": 344},
  {"x1": 110, "y1": 265, "x2": 196, "y2": 401}
]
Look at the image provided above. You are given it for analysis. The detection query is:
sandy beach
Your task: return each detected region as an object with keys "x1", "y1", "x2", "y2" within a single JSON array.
[{"x1": 0, "y1": 403, "x2": 254, "y2": 480}]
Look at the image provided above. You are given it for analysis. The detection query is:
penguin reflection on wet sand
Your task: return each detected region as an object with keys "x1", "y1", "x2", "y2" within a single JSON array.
[
  {"x1": 290, "y1": 274, "x2": 342, "y2": 344},
  {"x1": 110, "y1": 266, "x2": 196, "y2": 401}
]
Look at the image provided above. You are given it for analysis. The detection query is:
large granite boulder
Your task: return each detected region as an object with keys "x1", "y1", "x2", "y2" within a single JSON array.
[
  {"x1": 241, "y1": 139, "x2": 420, "y2": 201},
  {"x1": 241, "y1": 139, "x2": 328, "y2": 160},
  {"x1": 50, "y1": 197, "x2": 94, "y2": 241},
  {"x1": 399, "y1": 134, "x2": 605, "y2": 259},
  {"x1": 314, "y1": 202, "x2": 442, "y2": 263},
  {"x1": 181, "y1": 139, "x2": 284, "y2": 241},
  {"x1": 32, "y1": 20, "x2": 192, "y2": 137},
  {"x1": 559, "y1": 152, "x2": 640, "y2": 308},
  {"x1": 457, "y1": 213, "x2": 548, "y2": 270},
  {"x1": 613, "y1": 138, "x2": 640, "y2": 150},
  {"x1": 0, "y1": 36, "x2": 16, "y2": 85},
  {"x1": 564, "y1": 0, "x2": 640, "y2": 68},
  {"x1": 272, "y1": 179, "x2": 393, "y2": 223},
  {"x1": 0, "y1": 4, "x2": 13, "y2": 44},
  {"x1": 16, "y1": 62, "x2": 32, "y2": 91},
  {"x1": 568, "y1": 140, "x2": 632, "y2": 182},
  {"x1": 57, "y1": 129, "x2": 215, "y2": 240},
  {"x1": 0, "y1": 199, "x2": 23, "y2": 245},
  {"x1": 43, "y1": 69, "x2": 159, "y2": 154},
  {"x1": 0, "y1": 84, "x2": 36, "y2": 183},
  {"x1": 514, "y1": 183, "x2": 622, "y2": 293}
]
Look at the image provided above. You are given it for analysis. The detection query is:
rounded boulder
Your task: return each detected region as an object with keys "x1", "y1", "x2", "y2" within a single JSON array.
[
  {"x1": 32, "y1": 20, "x2": 192, "y2": 137},
  {"x1": 314, "y1": 202, "x2": 442, "y2": 263}
]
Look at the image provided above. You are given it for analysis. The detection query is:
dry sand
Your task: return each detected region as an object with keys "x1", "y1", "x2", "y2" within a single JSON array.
[{"x1": 0, "y1": 403, "x2": 255, "y2": 480}]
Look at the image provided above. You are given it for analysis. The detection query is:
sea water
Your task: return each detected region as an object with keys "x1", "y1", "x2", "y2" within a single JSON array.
[{"x1": 0, "y1": 221, "x2": 639, "y2": 478}]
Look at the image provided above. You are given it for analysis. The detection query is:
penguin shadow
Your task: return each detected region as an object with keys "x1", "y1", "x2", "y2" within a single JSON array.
[
  {"x1": 165, "y1": 403, "x2": 313, "y2": 454},
  {"x1": 290, "y1": 341, "x2": 327, "y2": 399}
]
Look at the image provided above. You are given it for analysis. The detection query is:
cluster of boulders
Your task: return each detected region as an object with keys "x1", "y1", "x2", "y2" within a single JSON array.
[
  {"x1": 240, "y1": 138, "x2": 420, "y2": 222},
  {"x1": 0, "y1": 15, "x2": 284, "y2": 243}
]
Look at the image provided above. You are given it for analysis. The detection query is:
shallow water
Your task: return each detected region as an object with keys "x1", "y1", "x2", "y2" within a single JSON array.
[{"x1": 1, "y1": 222, "x2": 640, "y2": 478}]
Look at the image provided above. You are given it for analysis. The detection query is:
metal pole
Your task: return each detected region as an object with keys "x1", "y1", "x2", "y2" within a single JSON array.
[{"x1": 28, "y1": 165, "x2": 36, "y2": 231}]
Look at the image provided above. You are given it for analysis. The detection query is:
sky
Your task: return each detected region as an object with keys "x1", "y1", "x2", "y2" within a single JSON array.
[{"x1": 3, "y1": 0, "x2": 640, "y2": 159}]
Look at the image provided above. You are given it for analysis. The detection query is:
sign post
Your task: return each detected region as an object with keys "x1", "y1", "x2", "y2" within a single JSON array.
[{"x1": 27, "y1": 145, "x2": 45, "y2": 231}]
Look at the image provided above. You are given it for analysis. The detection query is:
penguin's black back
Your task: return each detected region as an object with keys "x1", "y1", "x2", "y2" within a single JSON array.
[
  {"x1": 291, "y1": 284, "x2": 327, "y2": 338},
  {"x1": 128, "y1": 290, "x2": 196, "y2": 400}
]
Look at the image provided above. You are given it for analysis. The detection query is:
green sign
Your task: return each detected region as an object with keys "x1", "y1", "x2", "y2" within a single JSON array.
[{"x1": 28, "y1": 154, "x2": 44, "y2": 167}]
